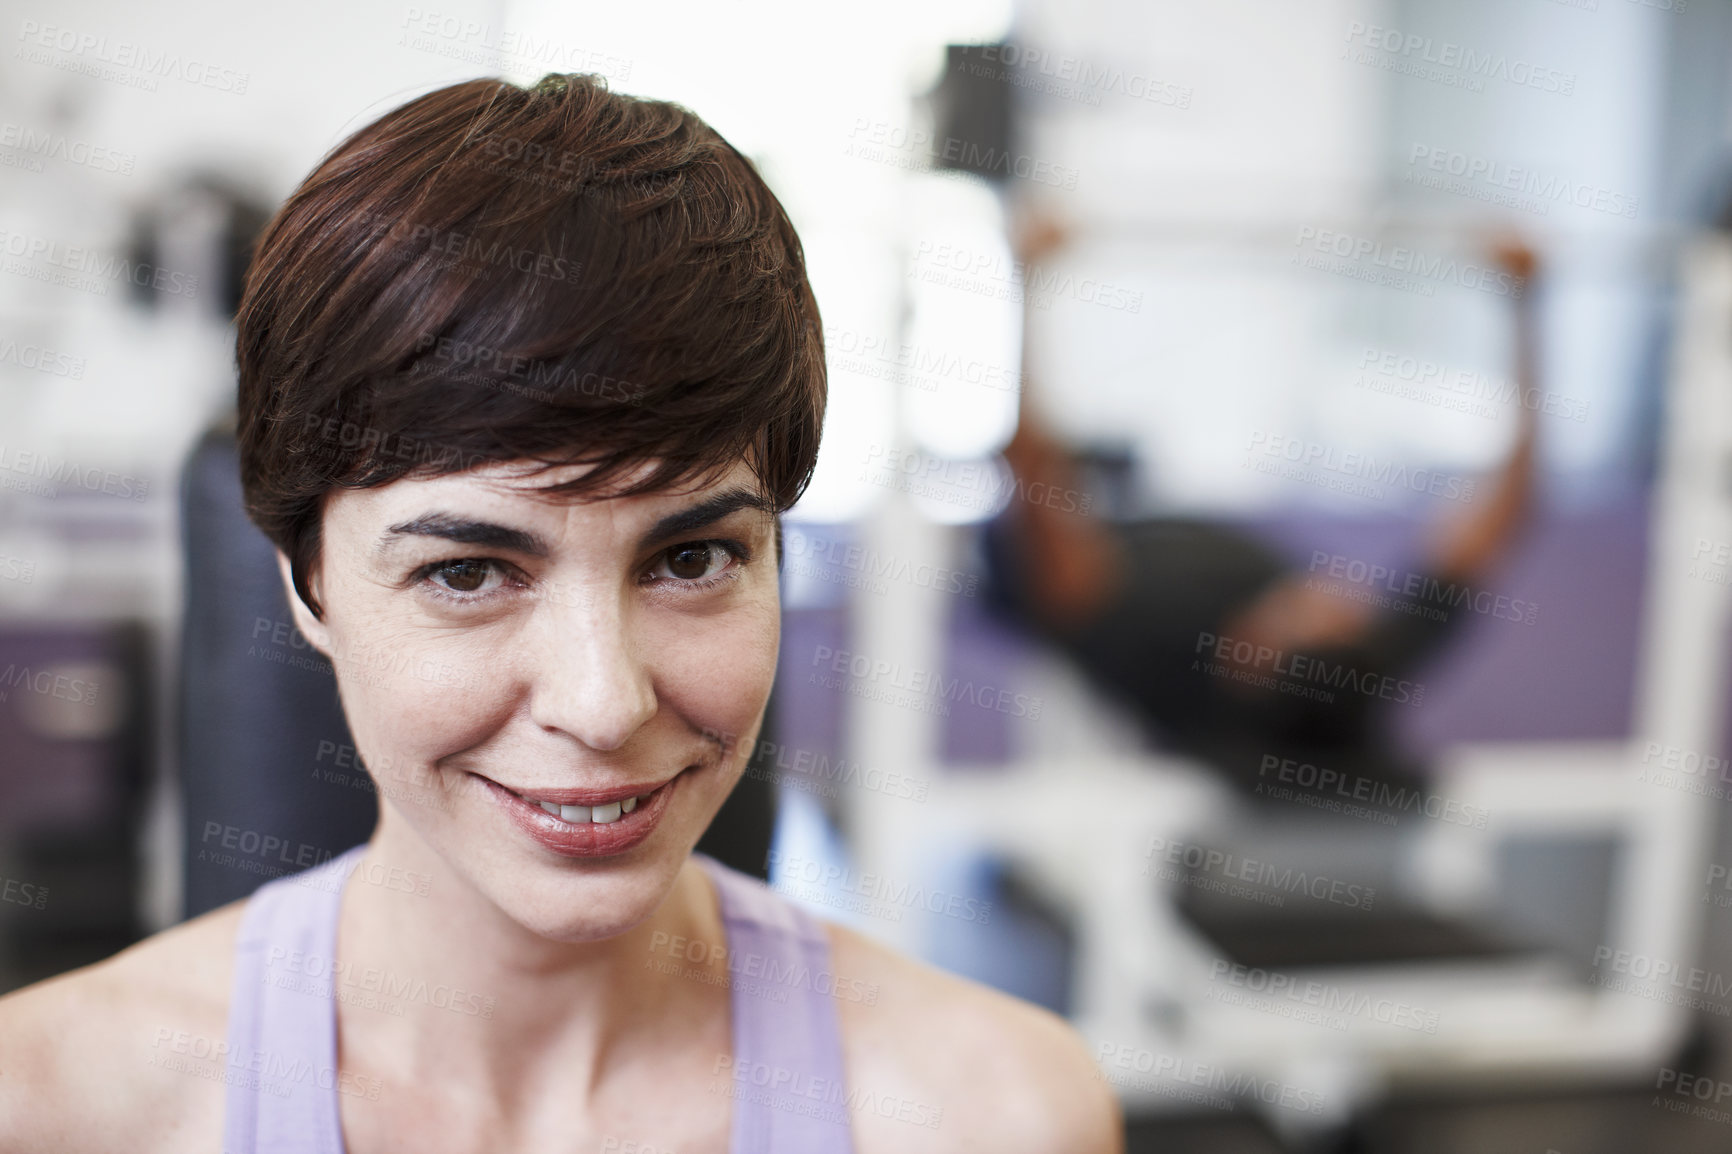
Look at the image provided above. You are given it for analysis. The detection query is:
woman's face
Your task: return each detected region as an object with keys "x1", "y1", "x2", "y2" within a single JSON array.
[{"x1": 282, "y1": 457, "x2": 780, "y2": 941}]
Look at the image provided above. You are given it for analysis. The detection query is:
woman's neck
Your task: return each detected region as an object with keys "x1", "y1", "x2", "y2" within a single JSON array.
[{"x1": 331, "y1": 809, "x2": 732, "y2": 1106}]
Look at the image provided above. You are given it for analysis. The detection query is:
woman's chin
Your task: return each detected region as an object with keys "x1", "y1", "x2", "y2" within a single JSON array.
[
  {"x1": 472, "y1": 856, "x2": 687, "y2": 943},
  {"x1": 520, "y1": 909, "x2": 656, "y2": 943}
]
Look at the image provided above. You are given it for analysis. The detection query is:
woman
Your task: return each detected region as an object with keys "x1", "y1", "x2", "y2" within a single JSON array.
[{"x1": 0, "y1": 74, "x2": 1120, "y2": 1153}]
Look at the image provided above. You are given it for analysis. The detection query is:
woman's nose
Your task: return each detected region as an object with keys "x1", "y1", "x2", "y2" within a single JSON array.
[{"x1": 525, "y1": 589, "x2": 658, "y2": 751}]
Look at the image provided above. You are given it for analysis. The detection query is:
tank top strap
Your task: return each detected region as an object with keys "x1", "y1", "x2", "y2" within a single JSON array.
[
  {"x1": 222, "y1": 844, "x2": 367, "y2": 1154},
  {"x1": 693, "y1": 853, "x2": 857, "y2": 1154},
  {"x1": 223, "y1": 848, "x2": 854, "y2": 1153}
]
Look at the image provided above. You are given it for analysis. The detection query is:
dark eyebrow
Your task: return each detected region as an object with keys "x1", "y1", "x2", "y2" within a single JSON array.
[
  {"x1": 376, "y1": 487, "x2": 776, "y2": 557},
  {"x1": 639, "y1": 486, "x2": 777, "y2": 548},
  {"x1": 378, "y1": 514, "x2": 550, "y2": 556}
]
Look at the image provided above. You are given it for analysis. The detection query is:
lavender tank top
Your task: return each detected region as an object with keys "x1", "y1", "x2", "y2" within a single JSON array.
[{"x1": 222, "y1": 846, "x2": 855, "y2": 1153}]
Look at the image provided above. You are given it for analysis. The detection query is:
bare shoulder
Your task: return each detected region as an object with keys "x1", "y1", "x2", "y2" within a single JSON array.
[
  {"x1": 0, "y1": 900, "x2": 247, "y2": 1154},
  {"x1": 827, "y1": 923, "x2": 1122, "y2": 1154}
]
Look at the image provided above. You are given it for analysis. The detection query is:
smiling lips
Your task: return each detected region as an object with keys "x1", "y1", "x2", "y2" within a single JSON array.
[{"x1": 483, "y1": 771, "x2": 685, "y2": 857}]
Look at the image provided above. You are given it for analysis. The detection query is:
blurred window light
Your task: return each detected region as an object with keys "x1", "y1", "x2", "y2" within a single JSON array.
[
  {"x1": 903, "y1": 174, "x2": 1022, "y2": 462},
  {"x1": 788, "y1": 228, "x2": 900, "y2": 525},
  {"x1": 858, "y1": 447, "x2": 1014, "y2": 526}
]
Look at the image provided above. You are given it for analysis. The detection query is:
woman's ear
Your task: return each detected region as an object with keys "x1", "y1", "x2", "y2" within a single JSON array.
[{"x1": 275, "y1": 550, "x2": 333, "y2": 659}]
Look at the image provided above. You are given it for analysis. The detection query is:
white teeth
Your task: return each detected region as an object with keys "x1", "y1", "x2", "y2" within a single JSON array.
[{"x1": 526, "y1": 792, "x2": 650, "y2": 823}]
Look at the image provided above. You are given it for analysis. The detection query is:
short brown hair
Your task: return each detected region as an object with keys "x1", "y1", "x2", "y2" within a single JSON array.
[{"x1": 236, "y1": 73, "x2": 826, "y2": 617}]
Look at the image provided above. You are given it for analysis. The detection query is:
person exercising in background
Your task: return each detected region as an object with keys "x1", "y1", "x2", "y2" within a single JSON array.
[{"x1": 981, "y1": 220, "x2": 1541, "y2": 799}]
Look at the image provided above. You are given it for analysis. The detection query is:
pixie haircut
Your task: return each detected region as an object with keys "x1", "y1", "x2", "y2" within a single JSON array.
[{"x1": 236, "y1": 73, "x2": 826, "y2": 618}]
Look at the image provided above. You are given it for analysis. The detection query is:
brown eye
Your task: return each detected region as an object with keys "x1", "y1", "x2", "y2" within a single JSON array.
[
  {"x1": 645, "y1": 540, "x2": 743, "y2": 589},
  {"x1": 433, "y1": 559, "x2": 493, "y2": 592},
  {"x1": 666, "y1": 543, "x2": 715, "y2": 580}
]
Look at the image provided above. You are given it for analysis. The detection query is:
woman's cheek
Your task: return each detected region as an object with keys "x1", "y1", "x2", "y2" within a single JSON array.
[
  {"x1": 326, "y1": 613, "x2": 511, "y2": 774},
  {"x1": 655, "y1": 602, "x2": 779, "y2": 748}
]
